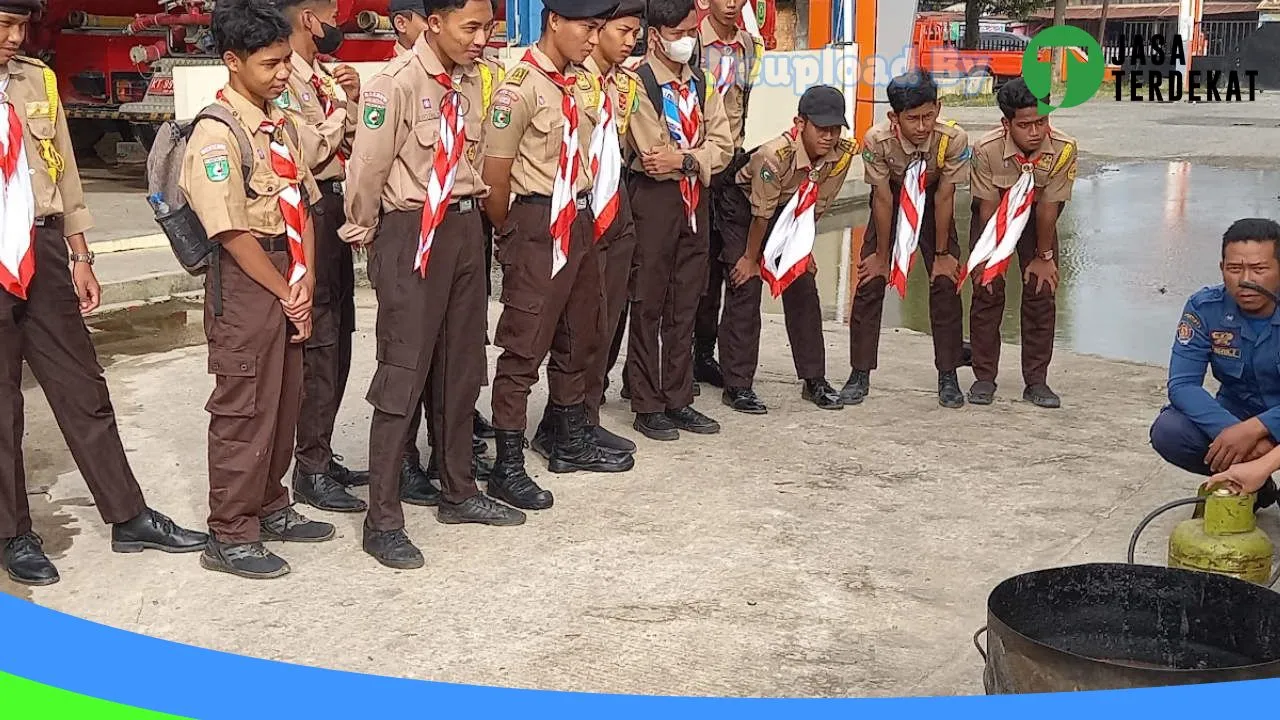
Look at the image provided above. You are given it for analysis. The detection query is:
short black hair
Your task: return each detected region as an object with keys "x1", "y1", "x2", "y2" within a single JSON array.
[
  {"x1": 421, "y1": 0, "x2": 471, "y2": 13},
  {"x1": 213, "y1": 0, "x2": 291, "y2": 57},
  {"x1": 1223, "y1": 218, "x2": 1280, "y2": 259},
  {"x1": 996, "y1": 77, "x2": 1042, "y2": 120},
  {"x1": 274, "y1": 0, "x2": 333, "y2": 16},
  {"x1": 886, "y1": 72, "x2": 938, "y2": 114},
  {"x1": 612, "y1": 0, "x2": 646, "y2": 19},
  {"x1": 647, "y1": 0, "x2": 692, "y2": 30}
]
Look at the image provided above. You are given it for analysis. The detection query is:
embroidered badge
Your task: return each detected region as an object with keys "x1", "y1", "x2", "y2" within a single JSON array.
[
  {"x1": 422, "y1": 98, "x2": 433, "y2": 110},
  {"x1": 1214, "y1": 347, "x2": 1242, "y2": 359},
  {"x1": 302, "y1": 92, "x2": 312, "y2": 102},
  {"x1": 491, "y1": 106, "x2": 511, "y2": 129},
  {"x1": 493, "y1": 89, "x2": 518, "y2": 108},
  {"x1": 1176, "y1": 321, "x2": 1194, "y2": 345},
  {"x1": 199, "y1": 143, "x2": 228, "y2": 156},
  {"x1": 506, "y1": 67, "x2": 528, "y2": 86},
  {"x1": 363, "y1": 104, "x2": 386, "y2": 129},
  {"x1": 1211, "y1": 330, "x2": 1236, "y2": 347},
  {"x1": 273, "y1": 90, "x2": 291, "y2": 109},
  {"x1": 1067, "y1": 159, "x2": 1078, "y2": 181},
  {"x1": 862, "y1": 149, "x2": 875, "y2": 164},
  {"x1": 204, "y1": 156, "x2": 230, "y2": 182},
  {"x1": 760, "y1": 165, "x2": 777, "y2": 184},
  {"x1": 1182, "y1": 312, "x2": 1202, "y2": 328}
]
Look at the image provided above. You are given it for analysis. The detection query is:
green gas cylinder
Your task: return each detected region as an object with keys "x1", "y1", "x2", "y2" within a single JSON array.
[{"x1": 1168, "y1": 488, "x2": 1274, "y2": 585}]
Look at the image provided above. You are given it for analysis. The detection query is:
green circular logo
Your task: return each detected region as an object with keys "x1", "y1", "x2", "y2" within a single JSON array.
[{"x1": 1022, "y1": 26, "x2": 1105, "y2": 114}]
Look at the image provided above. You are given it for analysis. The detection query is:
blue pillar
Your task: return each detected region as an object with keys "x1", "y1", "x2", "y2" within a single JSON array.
[{"x1": 507, "y1": 0, "x2": 545, "y2": 47}]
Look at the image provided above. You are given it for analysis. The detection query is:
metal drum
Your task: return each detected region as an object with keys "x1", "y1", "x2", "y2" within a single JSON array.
[{"x1": 975, "y1": 563, "x2": 1280, "y2": 693}]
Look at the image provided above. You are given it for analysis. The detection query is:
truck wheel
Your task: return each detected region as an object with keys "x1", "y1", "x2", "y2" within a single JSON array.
[{"x1": 129, "y1": 122, "x2": 158, "y2": 152}]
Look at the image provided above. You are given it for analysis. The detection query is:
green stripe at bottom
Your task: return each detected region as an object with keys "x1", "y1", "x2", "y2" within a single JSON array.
[{"x1": 0, "y1": 671, "x2": 190, "y2": 719}]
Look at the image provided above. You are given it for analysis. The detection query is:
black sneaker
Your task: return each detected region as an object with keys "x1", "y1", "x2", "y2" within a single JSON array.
[
  {"x1": 839, "y1": 370, "x2": 870, "y2": 405},
  {"x1": 292, "y1": 467, "x2": 367, "y2": 513},
  {"x1": 473, "y1": 411, "x2": 496, "y2": 439},
  {"x1": 2, "y1": 533, "x2": 59, "y2": 586},
  {"x1": 437, "y1": 494, "x2": 527, "y2": 526},
  {"x1": 968, "y1": 380, "x2": 997, "y2": 405},
  {"x1": 329, "y1": 455, "x2": 369, "y2": 488},
  {"x1": 591, "y1": 424, "x2": 638, "y2": 454},
  {"x1": 111, "y1": 507, "x2": 208, "y2": 554},
  {"x1": 694, "y1": 349, "x2": 725, "y2": 388},
  {"x1": 801, "y1": 378, "x2": 844, "y2": 410},
  {"x1": 665, "y1": 406, "x2": 720, "y2": 434},
  {"x1": 634, "y1": 411, "x2": 679, "y2": 441},
  {"x1": 260, "y1": 506, "x2": 335, "y2": 543},
  {"x1": 401, "y1": 456, "x2": 442, "y2": 506},
  {"x1": 199, "y1": 540, "x2": 289, "y2": 580},
  {"x1": 938, "y1": 371, "x2": 965, "y2": 409},
  {"x1": 1023, "y1": 383, "x2": 1061, "y2": 409},
  {"x1": 362, "y1": 525, "x2": 424, "y2": 570}
]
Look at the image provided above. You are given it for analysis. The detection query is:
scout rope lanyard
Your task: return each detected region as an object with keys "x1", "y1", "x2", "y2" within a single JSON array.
[
  {"x1": 888, "y1": 157, "x2": 927, "y2": 299},
  {"x1": 309, "y1": 67, "x2": 347, "y2": 168},
  {"x1": 416, "y1": 70, "x2": 467, "y2": 277},
  {"x1": 661, "y1": 79, "x2": 702, "y2": 232},
  {"x1": 588, "y1": 70, "x2": 621, "y2": 241},
  {"x1": 760, "y1": 134, "x2": 819, "y2": 298},
  {"x1": 523, "y1": 50, "x2": 579, "y2": 278},
  {"x1": 959, "y1": 154, "x2": 1036, "y2": 290},
  {"x1": 0, "y1": 76, "x2": 35, "y2": 300}
]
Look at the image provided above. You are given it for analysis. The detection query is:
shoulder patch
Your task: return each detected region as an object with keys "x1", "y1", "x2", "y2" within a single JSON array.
[
  {"x1": 491, "y1": 105, "x2": 512, "y2": 129},
  {"x1": 1182, "y1": 311, "x2": 1202, "y2": 328},
  {"x1": 836, "y1": 137, "x2": 854, "y2": 155},
  {"x1": 493, "y1": 88, "x2": 519, "y2": 108},
  {"x1": 203, "y1": 155, "x2": 231, "y2": 183},
  {"x1": 1050, "y1": 142, "x2": 1076, "y2": 177},
  {"x1": 862, "y1": 148, "x2": 876, "y2": 164},
  {"x1": 507, "y1": 66, "x2": 529, "y2": 87},
  {"x1": 760, "y1": 163, "x2": 778, "y2": 184},
  {"x1": 363, "y1": 104, "x2": 386, "y2": 129},
  {"x1": 1176, "y1": 321, "x2": 1194, "y2": 346}
]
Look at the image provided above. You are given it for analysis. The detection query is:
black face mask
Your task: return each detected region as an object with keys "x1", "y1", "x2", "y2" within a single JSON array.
[{"x1": 314, "y1": 20, "x2": 344, "y2": 54}]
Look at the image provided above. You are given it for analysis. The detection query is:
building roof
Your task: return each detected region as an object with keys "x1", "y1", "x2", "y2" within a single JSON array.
[{"x1": 1030, "y1": 2, "x2": 1261, "y2": 20}]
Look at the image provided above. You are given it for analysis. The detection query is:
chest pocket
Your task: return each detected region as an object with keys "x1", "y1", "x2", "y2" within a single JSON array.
[
  {"x1": 529, "y1": 104, "x2": 562, "y2": 164},
  {"x1": 246, "y1": 169, "x2": 288, "y2": 235},
  {"x1": 1211, "y1": 345, "x2": 1246, "y2": 380},
  {"x1": 407, "y1": 119, "x2": 441, "y2": 168}
]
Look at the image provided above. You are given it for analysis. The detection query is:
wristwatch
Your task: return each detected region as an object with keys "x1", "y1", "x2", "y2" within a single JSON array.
[
  {"x1": 680, "y1": 153, "x2": 695, "y2": 175},
  {"x1": 70, "y1": 251, "x2": 95, "y2": 265},
  {"x1": 1039, "y1": 249, "x2": 1055, "y2": 262}
]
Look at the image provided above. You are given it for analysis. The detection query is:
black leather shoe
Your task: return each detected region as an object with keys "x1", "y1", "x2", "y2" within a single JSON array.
[
  {"x1": 722, "y1": 387, "x2": 768, "y2": 414},
  {"x1": 634, "y1": 411, "x2": 679, "y2": 441},
  {"x1": 260, "y1": 506, "x2": 335, "y2": 543},
  {"x1": 437, "y1": 494, "x2": 527, "y2": 526},
  {"x1": 665, "y1": 406, "x2": 720, "y2": 434},
  {"x1": 2, "y1": 533, "x2": 58, "y2": 586},
  {"x1": 1024, "y1": 383, "x2": 1061, "y2": 409},
  {"x1": 938, "y1": 371, "x2": 966, "y2": 409},
  {"x1": 329, "y1": 455, "x2": 368, "y2": 488},
  {"x1": 111, "y1": 508, "x2": 208, "y2": 554},
  {"x1": 402, "y1": 456, "x2": 442, "y2": 506},
  {"x1": 839, "y1": 370, "x2": 870, "y2": 405},
  {"x1": 548, "y1": 404, "x2": 634, "y2": 474},
  {"x1": 199, "y1": 540, "x2": 289, "y2": 580},
  {"x1": 292, "y1": 467, "x2": 367, "y2": 513},
  {"x1": 969, "y1": 380, "x2": 997, "y2": 405},
  {"x1": 694, "y1": 349, "x2": 725, "y2": 388},
  {"x1": 801, "y1": 378, "x2": 844, "y2": 410},
  {"x1": 473, "y1": 411, "x2": 496, "y2": 439},
  {"x1": 487, "y1": 429, "x2": 554, "y2": 510},
  {"x1": 362, "y1": 525, "x2": 424, "y2": 570},
  {"x1": 960, "y1": 340, "x2": 973, "y2": 368},
  {"x1": 591, "y1": 424, "x2": 637, "y2": 454}
]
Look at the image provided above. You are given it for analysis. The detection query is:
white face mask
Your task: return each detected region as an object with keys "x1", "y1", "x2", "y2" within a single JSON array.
[{"x1": 660, "y1": 35, "x2": 697, "y2": 64}]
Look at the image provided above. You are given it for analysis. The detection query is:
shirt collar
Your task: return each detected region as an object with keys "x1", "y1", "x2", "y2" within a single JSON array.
[
  {"x1": 414, "y1": 36, "x2": 478, "y2": 80},
  {"x1": 583, "y1": 54, "x2": 612, "y2": 79},
  {"x1": 1002, "y1": 131, "x2": 1051, "y2": 162},
  {"x1": 895, "y1": 130, "x2": 929, "y2": 157},
  {"x1": 699, "y1": 16, "x2": 742, "y2": 47},
  {"x1": 647, "y1": 53, "x2": 693, "y2": 85},
  {"x1": 220, "y1": 84, "x2": 281, "y2": 132},
  {"x1": 290, "y1": 51, "x2": 317, "y2": 82}
]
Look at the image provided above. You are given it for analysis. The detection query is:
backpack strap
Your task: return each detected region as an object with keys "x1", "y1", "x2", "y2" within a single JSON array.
[{"x1": 638, "y1": 63, "x2": 711, "y2": 121}]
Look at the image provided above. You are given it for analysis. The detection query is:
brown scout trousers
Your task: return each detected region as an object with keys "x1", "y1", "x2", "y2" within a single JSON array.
[
  {"x1": 0, "y1": 221, "x2": 147, "y2": 539},
  {"x1": 712, "y1": 186, "x2": 827, "y2": 389},
  {"x1": 583, "y1": 186, "x2": 635, "y2": 425},
  {"x1": 295, "y1": 185, "x2": 357, "y2": 474},
  {"x1": 694, "y1": 171, "x2": 731, "y2": 356},
  {"x1": 625, "y1": 176, "x2": 711, "y2": 414},
  {"x1": 849, "y1": 184, "x2": 964, "y2": 374},
  {"x1": 205, "y1": 242, "x2": 302, "y2": 543},
  {"x1": 366, "y1": 207, "x2": 487, "y2": 531},
  {"x1": 968, "y1": 200, "x2": 1062, "y2": 387},
  {"x1": 490, "y1": 197, "x2": 600, "y2": 431}
]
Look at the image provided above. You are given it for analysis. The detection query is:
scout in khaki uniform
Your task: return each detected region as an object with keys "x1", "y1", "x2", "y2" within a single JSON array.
[
  {"x1": 484, "y1": 0, "x2": 633, "y2": 509},
  {"x1": 276, "y1": 0, "x2": 367, "y2": 514},
  {"x1": 843, "y1": 73, "x2": 969, "y2": 409},
  {"x1": 530, "y1": 0, "x2": 646, "y2": 460},
  {"x1": 0, "y1": 0, "x2": 207, "y2": 586},
  {"x1": 344, "y1": 0, "x2": 526, "y2": 570},
  {"x1": 693, "y1": 0, "x2": 762, "y2": 397},
  {"x1": 625, "y1": 0, "x2": 734, "y2": 441},
  {"x1": 181, "y1": 0, "x2": 334, "y2": 579},
  {"x1": 716, "y1": 86, "x2": 853, "y2": 413},
  {"x1": 965, "y1": 77, "x2": 1078, "y2": 409},
  {"x1": 389, "y1": 0, "x2": 429, "y2": 56}
]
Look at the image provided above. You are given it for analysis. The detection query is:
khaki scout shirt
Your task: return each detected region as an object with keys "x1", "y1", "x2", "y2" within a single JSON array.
[
  {"x1": 736, "y1": 130, "x2": 855, "y2": 219},
  {"x1": 625, "y1": 56, "x2": 733, "y2": 187},
  {"x1": 698, "y1": 17, "x2": 756, "y2": 147},
  {"x1": 6, "y1": 57, "x2": 92, "y2": 236},
  {"x1": 483, "y1": 46, "x2": 594, "y2": 197},
  {"x1": 178, "y1": 85, "x2": 321, "y2": 240},
  {"x1": 970, "y1": 126, "x2": 1078, "y2": 204},
  {"x1": 277, "y1": 52, "x2": 355, "y2": 182},
  {"x1": 342, "y1": 36, "x2": 489, "y2": 244},
  {"x1": 861, "y1": 118, "x2": 970, "y2": 190}
]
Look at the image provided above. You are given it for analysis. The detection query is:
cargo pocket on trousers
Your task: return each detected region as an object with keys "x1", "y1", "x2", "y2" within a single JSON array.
[
  {"x1": 367, "y1": 340, "x2": 421, "y2": 416},
  {"x1": 495, "y1": 288, "x2": 544, "y2": 359},
  {"x1": 205, "y1": 349, "x2": 258, "y2": 418}
]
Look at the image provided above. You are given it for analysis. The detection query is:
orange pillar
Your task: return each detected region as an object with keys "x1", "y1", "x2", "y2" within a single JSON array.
[{"x1": 854, "y1": 0, "x2": 878, "y2": 144}]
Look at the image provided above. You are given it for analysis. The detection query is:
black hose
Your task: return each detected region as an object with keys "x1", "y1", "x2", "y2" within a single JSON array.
[{"x1": 1127, "y1": 497, "x2": 1205, "y2": 565}]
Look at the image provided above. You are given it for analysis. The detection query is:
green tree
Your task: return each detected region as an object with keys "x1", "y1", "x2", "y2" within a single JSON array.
[{"x1": 955, "y1": 0, "x2": 1052, "y2": 48}]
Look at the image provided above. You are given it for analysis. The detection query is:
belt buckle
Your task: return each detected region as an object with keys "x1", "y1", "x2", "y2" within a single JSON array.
[
  {"x1": 575, "y1": 196, "x2": 588, "y2": 211},
  {"x1": 334, "y1": 180, "x2": 345, "y2": 195},
  {"x1": 457, "y1": 198, "x2": 475, "y2": 213}
]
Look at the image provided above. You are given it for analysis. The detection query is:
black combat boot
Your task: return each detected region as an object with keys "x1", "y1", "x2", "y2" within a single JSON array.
[
  {"x1": 938, "y1": 370, "x2": 965, "y2": 409},
  {"x1": 292, "y1": 466, "x2": 367, "y2": 513},
  {"x1": 548, "y1": 404, "x2": 634, "y2": 474},
  {"x1": 328, "y1": 455, "x2": 369, "y2": 488},
  {"x1": 473, "y1": 411, "x2": 496, "y2": 439},
  {"x1": 487, "y1": 429, "x2": 554, "y2": 510},
  {"x1": 530, "y1": 405, "x2": 555, "y2": 461}
]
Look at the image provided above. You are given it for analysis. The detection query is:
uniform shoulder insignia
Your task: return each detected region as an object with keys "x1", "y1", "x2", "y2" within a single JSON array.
[
  {"x1": 836, "y1": 137, "x2": 855, "y2": 154},
  {"x1": 937, "y1": 119, "x2": 960, "y2": 135},
  {"x1": 506, "y1": 65, "x2": 529, "y2": 87},
  {"x1": 832, "y1": 137, "x2": 855, "y2": 175},
  {"x1": 13, "y1": 55, "x2": 47, "y2": 68},
  {"x1": 775, "y1": 143, "x2": 795, "y2": 167},
  {"x1": 1049, "y1": 141, "x2": 1076, "y2": 177}
]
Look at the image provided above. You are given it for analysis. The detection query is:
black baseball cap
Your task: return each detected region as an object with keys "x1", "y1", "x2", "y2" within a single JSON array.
[
  {"x1": 798, "y1": 85, "x2": 850, "y2": 129},
  {"x1": 544, "y1": 0, "x2": 620, "y2": 19}
]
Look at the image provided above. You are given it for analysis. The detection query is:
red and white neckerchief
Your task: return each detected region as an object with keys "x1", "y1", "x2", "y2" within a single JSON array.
[
  {"x1": 414, "y1": 70, "x2": 466, "y2": 277},
  {"x1": 709, "y1": 47, "x2": 739, "y2": 97},
  {"x1": 760, "y1": 132, "x2": 820, "y2": 298},
  {"x1": 959, "y1": 151, "x2": 1037, "y2": 290},
  {"x1": 661, "y1": 79, "x2": 702, "y2": 232},
  {"x1": 587, "y1": 69, "x2": 621, "y2": 241},
  {"x1": 523, "y1": 50, "x2": 579, "y2": 278},
  {"x1": 0, "y1": 77, "x2": 35, "y2": 300},
  {"x1": 308, "y1": 68, "x2": 346, "y2": 168},
  {"x1": 888, "y1": 156, "x2": 928, "y2": 298}
]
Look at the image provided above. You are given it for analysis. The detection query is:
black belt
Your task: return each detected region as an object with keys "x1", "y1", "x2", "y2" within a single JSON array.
[
  {"x1": 259, "y1": 235, "x2": 289, "y2": 252},
  {"x1": 515, "y1": 192, "x2": 589, "y2": 210},
  {"x1": 318, "y1": 180, "x2": 344, "y2": 196}
]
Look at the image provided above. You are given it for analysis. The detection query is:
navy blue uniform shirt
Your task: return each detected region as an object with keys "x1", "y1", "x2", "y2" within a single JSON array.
[{"x1": 1168, "y1": 284, "x2": 1280, "y2": 439}]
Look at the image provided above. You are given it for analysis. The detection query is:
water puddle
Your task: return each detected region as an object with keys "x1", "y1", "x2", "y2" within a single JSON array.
[
  {"x1": 85, "y1": 299, "x2": 206, "y2": 366},
  {"x1": 782, "y1": 162, "x2": 1280, "y2": 366}
]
